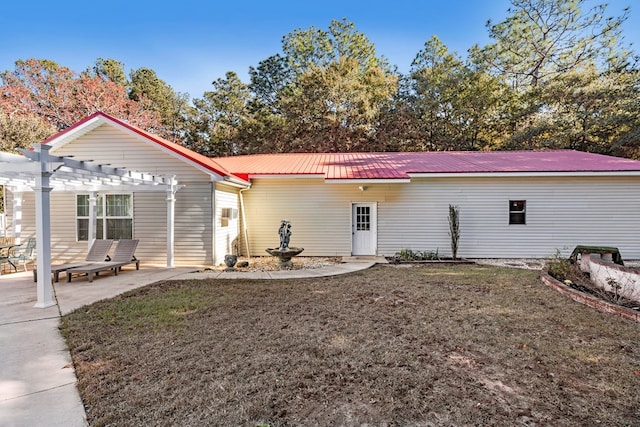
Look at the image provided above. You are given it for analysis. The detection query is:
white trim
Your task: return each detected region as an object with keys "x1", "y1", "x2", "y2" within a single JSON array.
[
  {"x1": 351, "y1": 202, "x2": 378, "y2": 256},
  {"x1": 75, "y1": 192, "x2": 134, "y2": 242}
]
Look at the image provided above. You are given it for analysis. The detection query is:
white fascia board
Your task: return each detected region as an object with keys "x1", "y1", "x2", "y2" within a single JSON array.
[
  {"x1": 216, "y1": 176, "x2": 251, "y2": 189},
  {"x1": 46, "y1": 116, "x2": 104, "y2": 148},
  {"x1": 324, "y1": 178, "x2": 411, "y2": 184},
  {"x1": 409, "y1": 171, "x2": 640, "y2": 178}
]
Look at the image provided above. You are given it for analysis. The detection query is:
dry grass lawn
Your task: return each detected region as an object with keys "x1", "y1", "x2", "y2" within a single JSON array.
[{"x1": 60, "y1": 264, "x2": 640, "y2": 426}]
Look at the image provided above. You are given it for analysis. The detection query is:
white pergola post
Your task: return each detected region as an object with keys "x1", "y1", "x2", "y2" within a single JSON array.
[
  {"x1": 1, "y1": 145, "x2": 174, "y2": 308},
  {"x1": 88, "y1": 191, "x2": 97, "y2": 250},
  {"x1": 12, "y1": 191, "x2": 22, "y2": 244},
  {"x1": 33, "y1": 145, "x2": 57, "y2": 308},
  {"x1": 166, "y1": 176, "x2": 177, "y2": 268}
]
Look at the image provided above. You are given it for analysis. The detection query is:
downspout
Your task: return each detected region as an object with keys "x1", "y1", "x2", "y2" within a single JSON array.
[{"x1": 239, "y1": 187, "x2": 251, "y2": 258}]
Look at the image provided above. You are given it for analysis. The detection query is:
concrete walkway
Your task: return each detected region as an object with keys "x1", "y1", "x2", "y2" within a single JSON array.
[{"x1": 0, "y1": 260, "x2": 375, "y2": 427}]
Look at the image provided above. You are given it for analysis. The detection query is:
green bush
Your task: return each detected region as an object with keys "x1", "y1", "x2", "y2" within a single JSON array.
[
  {"x1": 546, "y1": 257, "x2": 573, "y2": 281},
  {"x1": 395, "y1": 248, "x2": 440, "y2": 261}
]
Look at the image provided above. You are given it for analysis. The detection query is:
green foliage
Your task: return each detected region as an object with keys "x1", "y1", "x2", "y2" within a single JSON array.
[
  {"x1": 395, "y1": 248, "x2": 440, "y2": 261},
  {"x1": 188, "y1": 72, "x2": 252, "y2": 156},
  {"x1": 544, "y1": 252, "x2": 574, "y2": 281},
  {"x1": 87, "y1": 58, "x2": 128, "y2": 87},
  {"x1": 128, "y1": 67, "x2": 191, "y2": 143},
  {"x1": 448, "y1": 205, "x2": 460, "y2": 260},
  {"x1": 480, "y1": 0, "x2": 630, "y2": 88}
]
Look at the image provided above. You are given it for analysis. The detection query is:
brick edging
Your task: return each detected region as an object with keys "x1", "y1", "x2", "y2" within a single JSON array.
[{"x1": 540, "y1": 272, "x2": 640, "y2": 323}]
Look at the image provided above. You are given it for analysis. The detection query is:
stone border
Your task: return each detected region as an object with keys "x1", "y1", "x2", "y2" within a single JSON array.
[{"x1": 540, "y1": 272, "x2": 640, "y2": 323}]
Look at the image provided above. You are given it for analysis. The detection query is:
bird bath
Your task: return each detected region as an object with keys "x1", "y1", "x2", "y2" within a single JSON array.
[{"x1": 266, "y1": 219, "x2": 304, "y2": 267}]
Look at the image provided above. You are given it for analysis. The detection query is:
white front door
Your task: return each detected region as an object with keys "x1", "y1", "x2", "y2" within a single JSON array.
[{"x1": 352, "y1": 203, "x2": 377, "y2": 255}]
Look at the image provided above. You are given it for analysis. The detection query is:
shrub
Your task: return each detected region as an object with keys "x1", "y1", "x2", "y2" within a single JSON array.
[
  {"x1": 448, "y1": 205, "x2": 460, "y2": 260},
  {"x1": 395, "y1": 248, "x2": 440, "y2": 261}
]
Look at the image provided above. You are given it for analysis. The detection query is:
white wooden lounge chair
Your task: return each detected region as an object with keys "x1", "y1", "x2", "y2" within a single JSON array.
[
  {"x1": 66, "y1": 239, "x2": 140, "y2": 283},
  {"x1": 33, "y1": 239, "x2": 114, "y2": 282}
]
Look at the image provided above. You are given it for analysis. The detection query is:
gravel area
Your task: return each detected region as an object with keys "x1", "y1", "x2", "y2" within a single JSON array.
[
  {"x1": 208, "y1": 256, "x2": 639, "y2": 272},
  {"x1": 211, "y1": 256, "x2": 342, "y2": 272}
]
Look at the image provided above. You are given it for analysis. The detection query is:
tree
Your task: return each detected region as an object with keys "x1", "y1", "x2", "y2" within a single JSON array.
[
  {"x1": 408, "y1": 36, "x2": 510, "y2": 151},
  {"x1": 472, "y1": 0, "x2": 638, "y2": 154},
  {"x1": 0, "y1": 59, "x2": 160, "y2": 132},
  {"x1": 128, "y1": 67, "x2": 191, "y2": 143},
  {"x1": 0, "y1": 110, "x2": 56, "y2": 153},
  {"x1": 479, "y1": 0, "x2": 630, "y2": 88},
  {"x1": 278, "y1": 18, "x2": 398, "y2": 151},
  {"x1": 248, "y1": 54, "x2": 293, "y2": 114},
  {"x1": 187, "y1": 72, "x2": 252, "y2": 156},
  {"x1": 87, "y1": 58, "x2": 128, "y2": 87}
]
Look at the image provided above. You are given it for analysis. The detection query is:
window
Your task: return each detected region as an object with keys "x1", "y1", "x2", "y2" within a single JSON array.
[
  {"x1": 356, "y1": 206, "x2": 371, "y2": 231},
  {"x1": 220, "y1": 207, "x2": 238, "y2": 227},
  {"x1": 77, "y1": 194, "x2": 133, "y2": 241},
  {"x1": 221, "y1": 208, "x2": 238, "y2": 220},
  {"x1": 509, "y1": 200, "x2": 526, "y2": 225}
]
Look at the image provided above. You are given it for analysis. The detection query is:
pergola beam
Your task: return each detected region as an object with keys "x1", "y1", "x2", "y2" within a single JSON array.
[{"x1": 0, "y1": 144, "x2": 182, "y2": 309}]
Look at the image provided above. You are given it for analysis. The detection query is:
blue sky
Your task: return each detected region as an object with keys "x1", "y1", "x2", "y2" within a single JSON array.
[{"x1": 2, "y1": 0, "x2": 637, "y2": 100}]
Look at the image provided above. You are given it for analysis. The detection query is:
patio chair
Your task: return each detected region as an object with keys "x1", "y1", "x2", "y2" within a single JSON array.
[
  {"x1": 0, "y1": 238, "x2": 20, "y2": 275},
  {"x1": 0, "y1": 253, "x2": 13, "y2": 275},
  {"x1": 8, "y1": 237, "x2": 36, "y2": 272},
  {"x1": 33, "y1": 239, "x2": 114, "y2": 282},
  {"x1": 66, "y1": 239, "x2": 140, "y2": 283}
]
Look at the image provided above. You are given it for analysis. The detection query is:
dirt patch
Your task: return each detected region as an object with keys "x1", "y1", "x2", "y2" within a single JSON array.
[{"x1": 61, "y1": 265, "x2": 640, "y2": 426}]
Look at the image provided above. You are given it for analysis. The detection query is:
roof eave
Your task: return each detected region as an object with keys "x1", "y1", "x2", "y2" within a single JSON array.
[
  {"x1": 409, "y1": 171, "x2": 640, "y2": 178},
  {"x1": 324, "y1": 178, "x2": 411, "y2": 184}
]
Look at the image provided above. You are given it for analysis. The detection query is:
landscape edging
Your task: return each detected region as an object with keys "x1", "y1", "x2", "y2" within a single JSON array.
[{"x1": 540, "y1": 272, "x2": 640, "y2": 323}]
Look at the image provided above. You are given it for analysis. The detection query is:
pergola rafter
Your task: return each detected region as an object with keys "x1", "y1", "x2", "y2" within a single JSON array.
[{"x1": 0, "y1": 144, "x2": 181, "y2": 308}]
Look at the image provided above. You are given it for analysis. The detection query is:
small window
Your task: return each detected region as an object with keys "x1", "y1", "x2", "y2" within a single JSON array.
[
  {"x1": 220, "y1": 207, "x2": 238, "y2": 227},
  {"x1": 221, "y1": 208, "x2": 238, "y2": 220},
  {"x1": 509, "y1": 200, "x2": 526, "y2": 225}
]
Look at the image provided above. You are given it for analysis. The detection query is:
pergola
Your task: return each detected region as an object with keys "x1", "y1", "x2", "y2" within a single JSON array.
[{"x1": 0, "y1": 144, "x2": 180, "y2": 308}]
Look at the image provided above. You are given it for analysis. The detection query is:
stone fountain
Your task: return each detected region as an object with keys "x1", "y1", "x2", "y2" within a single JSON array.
[{"x1": 265, "y1": 219, "x2": 304, "y2": 267}]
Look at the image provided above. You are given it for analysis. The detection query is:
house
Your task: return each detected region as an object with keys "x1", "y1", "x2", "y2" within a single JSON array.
[
  {"x1": 3, "y1": 111, "x2": 640, "y2": 268},
  {"x1": 2, "y1": 111, "x2": 249, "y2": 267},
  {"x1": 214, "y1": 151, "x2": 640, "y2": 260}
]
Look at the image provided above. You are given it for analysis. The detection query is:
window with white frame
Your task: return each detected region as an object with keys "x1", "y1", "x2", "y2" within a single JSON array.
[
  {"x1": 77, "y1": 194, "x2": 133, "y2": 241},
  {"x1": 220, "y1": 207, "x2": 238, "y2": 227}
]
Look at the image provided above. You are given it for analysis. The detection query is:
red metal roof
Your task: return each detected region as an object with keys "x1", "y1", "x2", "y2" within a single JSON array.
[
  {"x1": 42, "y1": 113, "x2": 640, "y2": 182},
  {"x1": 214, "y1": 150, "x2": 640, "y2": 180}
]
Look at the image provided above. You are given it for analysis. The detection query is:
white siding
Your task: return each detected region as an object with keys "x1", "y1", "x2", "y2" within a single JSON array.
[
  {"x1": 213, "y1": 184, "x2": 241, "y2": 265},
  {"x1": 242, "y1": 178, "x2": 384, "y2": 257},
  {"x1": 52, "y1": 124, "x2": 208, "y2": 181},
  {"x1": 14, "y1": 123, "x2": 219, "y2": 266},
  {"x1": 242, "y1": 176, "x2": 640, "y2": 259}
]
